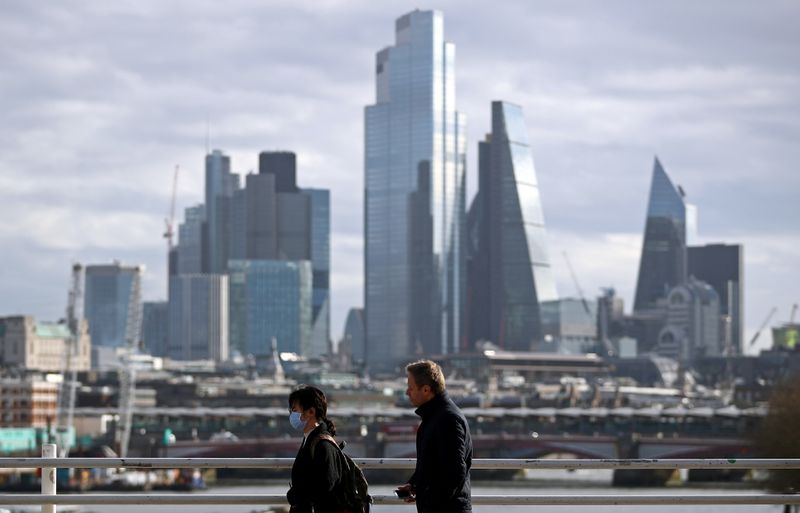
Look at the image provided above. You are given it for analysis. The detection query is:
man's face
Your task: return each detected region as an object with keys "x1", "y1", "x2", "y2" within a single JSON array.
[{"x1": 406, "y1": 373, "x2": 431, "y2": 407}]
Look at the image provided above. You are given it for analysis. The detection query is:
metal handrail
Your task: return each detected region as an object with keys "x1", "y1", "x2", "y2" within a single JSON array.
[
  {"x1": 1, "y1": 446, "x2": 798, "y2": 510},
  {"x1": 2, "y1": 457, "x2": 800, "y2": 469},
  {"x1": 1, "y1": 493, "x2": 800, "y2": 506}
]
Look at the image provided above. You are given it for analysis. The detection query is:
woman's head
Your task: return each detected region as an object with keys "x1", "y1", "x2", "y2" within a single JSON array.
[{"x1": 288, "y1": 385, "x2": 336, "y2": 435}]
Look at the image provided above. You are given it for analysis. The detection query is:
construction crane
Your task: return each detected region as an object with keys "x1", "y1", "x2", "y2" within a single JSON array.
[
  {"x1": 163, "y1": 164, "x2": 180, "y2": 250},
  {"x1": 749, "y1": 307, "x2": 778, "y2": 347},
  {"x1": 562, "y1": 252, "x2": 616, "y2": 357},
  {"x1": 115, "y1": 269, "x2": 143, "y2": 458},
  {"x1": 56, "y1": 263, "x2": 83, "y2": 457}
]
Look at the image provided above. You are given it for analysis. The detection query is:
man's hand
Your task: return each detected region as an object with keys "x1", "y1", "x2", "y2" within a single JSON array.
[{"x1": 395, "y1": 483, "x2": 416, "y2": 503}]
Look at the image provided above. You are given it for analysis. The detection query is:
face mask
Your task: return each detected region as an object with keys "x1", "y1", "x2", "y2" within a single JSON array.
[{"x1": 289, "y1": 411, "x2": 305, "y2": 431}]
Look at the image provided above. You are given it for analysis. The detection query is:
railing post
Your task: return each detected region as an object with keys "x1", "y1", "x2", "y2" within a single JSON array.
[{"x1": 41, "y1": 443, "x2": 57, "y2": 513}]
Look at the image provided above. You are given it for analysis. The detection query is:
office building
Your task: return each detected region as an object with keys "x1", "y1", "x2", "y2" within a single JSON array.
[
  {"x1": 365, "y1": 10, "x2": 467, "y2": 371},
  {"x1": 688, "y1": 243, "x2": 744, "y2": 354},
  {"x1": 204, "y1": 149, "x2": 240, "y2": 273},
  {"x1": 342, "y1": 308, "x2": 366, "y2": 364},
  {"x1": 305, "y1": 188, "x2": 331, "y2": 357},
  {"x1": 168, "y1": 274, "x2": 229, "y2": 361},
  {"x1": 633, "y1": 158, "x2": 687, "y2": 313},
  {"x1": 83, "y1": 263, "x2": 143, "y2": 348},
  {"x1": 141, "y1": 301, "x2": 168, "y2": 357},
  {"x1": 228, "y1": 260, "x2": 312, "y2": 363},
  {"x1": 540, "y1": 299, "x2": 598, "y2": 354},
  {"x1": 656, "y1": 278, "x2": 721, "y2": 360},
  {"x1": 176, "y1": 204, "x2": 205, "y2": 275},
  {"x1": 467, "y1": 101, "x2": 559, "y2": 351}
]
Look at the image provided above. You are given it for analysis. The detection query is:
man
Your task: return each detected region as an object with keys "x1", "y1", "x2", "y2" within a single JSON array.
[{"x1": 396, "y1": 360, "x2": 472, "y2": 513}]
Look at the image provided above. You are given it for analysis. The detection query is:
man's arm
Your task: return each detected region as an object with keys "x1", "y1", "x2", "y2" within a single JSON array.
[{"x1": 431, "y1": 415, "x2": 469, "y2": 502}]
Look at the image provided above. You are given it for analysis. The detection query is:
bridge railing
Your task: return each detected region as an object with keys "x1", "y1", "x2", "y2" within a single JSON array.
[{"x1": 1, "y1": 444, "x2": 799, "y2": 510}]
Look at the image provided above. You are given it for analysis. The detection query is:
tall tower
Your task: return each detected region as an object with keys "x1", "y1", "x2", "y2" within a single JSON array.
[
  {"x1": 467, "y1": 101, "x2": 558, "y2": 351},
  {"x1": 364, "y1": 10, "x2": 467, "y2": 372},
  {"x1": 83, "y1": 263, "x2": 143, "y2": 348},
  {"x1": 633, "y1": 158, "x2": 687, "y2": 312},
  {"x1": 204, "y1": 149, "x2": 239, "y2": 273}
]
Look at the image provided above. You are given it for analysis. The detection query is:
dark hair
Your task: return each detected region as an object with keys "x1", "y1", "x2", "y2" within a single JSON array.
[
  {"x1": 288, "y1": 385, "x2": 337, "y2": 435},
  {"x1": 406, "y1": 360, "x2": 446, "y2": 395}
]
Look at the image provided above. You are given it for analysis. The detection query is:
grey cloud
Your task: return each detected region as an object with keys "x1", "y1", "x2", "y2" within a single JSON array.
[{"x1": 1, "y1": 0, "x2": 797, "y2": 343}]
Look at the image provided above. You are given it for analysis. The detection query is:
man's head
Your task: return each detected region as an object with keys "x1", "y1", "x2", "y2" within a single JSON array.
[{"x1": 406, "y1": 360, "x2": 446, "y2": 407}]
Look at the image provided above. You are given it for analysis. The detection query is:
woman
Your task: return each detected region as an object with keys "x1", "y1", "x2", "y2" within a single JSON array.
[{"x1": 287, "y1": 385, "x2": 344, "y2": 513}]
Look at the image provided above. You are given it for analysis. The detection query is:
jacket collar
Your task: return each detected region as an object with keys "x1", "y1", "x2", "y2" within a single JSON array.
[{"x1": 414, "y1": 392, "x2": 448, "y2": 419}]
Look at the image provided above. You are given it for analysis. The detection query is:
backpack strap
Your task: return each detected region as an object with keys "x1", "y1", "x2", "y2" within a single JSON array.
[{"x1": 308, "y1": 433, "x2": 343, "y2": 459}]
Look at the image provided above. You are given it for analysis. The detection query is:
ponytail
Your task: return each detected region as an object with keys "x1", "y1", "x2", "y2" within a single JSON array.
[{"x1": 322, "y1": 416, "x2": 337, "y2": 436}]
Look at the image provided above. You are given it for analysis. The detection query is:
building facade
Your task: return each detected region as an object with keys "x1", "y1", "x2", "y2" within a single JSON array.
[
  {"x1": 0, "y1": 378, "x2": 58, "y2": 428},
  {"x1": 228, "y1": 260, "x2": 312, "y2": 362},
  {"x1": 204, "y1": 149, "x2": 240, "y2": 273},
  {"x1": 305, "y1": 188, "x2": 331, "y2": 357},
  {"x1": 688, "y1": 243, "x2": 744, "y2": 355},
  {"x1": 540, "y1": 299, "x2": 598, "y2": 354},
  {"x1": 0, "y1": 316, "x2": 91, "y2": 372},
  {"x1": 633, "y1": 158, "x2": 687, "y2": 313},
  {"x1": 467, "y1": 101, "x2": 559, "y2": 351},
  {"x1": 176, "y1": 204, "x2": 206, "y2": 275},
  {"x1": 342, "y1": 308, "x2": 366, "y2": 365},
  {"x1": 656, "y1": 278, "x2": 721, "y2": 360},
  {"x1": 365, "y1": 10, "x2": 467, "y2": 371},
  {"x1": 168, "y1": 274, "x2": 229, "y2": 361},
  {"x1": 141, "y1": 301, "x2": 169, "y2": 357},
  {"x1": 83, "y1": 263, "x2": 143, "y2": 348}
]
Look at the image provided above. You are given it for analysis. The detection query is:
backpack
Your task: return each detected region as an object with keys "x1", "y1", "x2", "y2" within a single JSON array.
[{"x1": 309, "y1": 434, "x2": 372, "y2": 513}]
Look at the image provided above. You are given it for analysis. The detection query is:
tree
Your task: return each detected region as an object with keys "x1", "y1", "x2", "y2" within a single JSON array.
[{"x1": 754, "y1": 374, "x2": 800, "y2": 492}]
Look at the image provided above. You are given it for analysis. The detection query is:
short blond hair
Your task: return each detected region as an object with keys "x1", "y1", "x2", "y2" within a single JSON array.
[{"x1": 406, "y1": 360, "x2": 446, "y2": 395}]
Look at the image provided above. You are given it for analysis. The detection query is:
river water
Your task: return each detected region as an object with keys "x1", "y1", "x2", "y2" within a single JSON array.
[{"x1": 68, "y1": 472, "x2": 789, "y2": 513}]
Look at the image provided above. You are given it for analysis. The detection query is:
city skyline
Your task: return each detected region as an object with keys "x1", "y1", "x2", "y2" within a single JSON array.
[{"x1": 1, "y1": 1, "x2": 798, "y2": 354}]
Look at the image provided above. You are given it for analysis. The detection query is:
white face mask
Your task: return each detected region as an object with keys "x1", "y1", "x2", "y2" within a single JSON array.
[{"x1": 289, "y1": 411, "x2": 305, "y2": 431}]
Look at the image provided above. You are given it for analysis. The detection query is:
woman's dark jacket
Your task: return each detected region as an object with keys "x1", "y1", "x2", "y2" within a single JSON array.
[
  {"x1": 409, "y1": 392, "x2": 473, "y2": 513},
  {"x1": 287, "y1": 422, "x2": 344, "y2": 513}
]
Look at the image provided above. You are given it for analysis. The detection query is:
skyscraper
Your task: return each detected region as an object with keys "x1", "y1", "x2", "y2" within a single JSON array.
[
  {"x1": 83, "y1": 263, "x2": 143, "y2": 348},
  {"x1": 168, "y1": 274, "x2": 229, "y2": 361},
  {"x1": 141, "y1": 301, "x2": 168, "y2": 357},
  {"x1": 688, "y1": 243, "x2": 744, "y2": 354},
  {"x1": 204, "y1": 149, "x2": 240, "y2": 273},
  {"x1": 176, "y1": 204, "x2": 205, "y2": 275},
  {"x1": 365, "y1": 10, "x2": 467, "y2": 371},
  {"x1": 467, "y1": 101, "x2": 559, "y2": 351},
  {"x1": 633, "y1": 158, "x2": 687, "y2": 313},
  {"x1": 305, "y1": 188, "x2": 331, "y2": 357},
  {"x1": 228, "y1": 260, "x2": 312, "y2": 361}
]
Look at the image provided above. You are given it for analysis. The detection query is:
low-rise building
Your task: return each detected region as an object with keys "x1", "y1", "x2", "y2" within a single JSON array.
[{"x1": 0, "y1": 315, "x2": 91, "y2": 372}]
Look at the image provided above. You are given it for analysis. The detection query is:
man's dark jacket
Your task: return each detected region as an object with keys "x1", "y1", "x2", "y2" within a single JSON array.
[
  {"x1": 409, "y1": 392, "x2": 473, "y2": 513},
  {"x1": 287, "y1": 422, "x2": 344, "y2": 513}
]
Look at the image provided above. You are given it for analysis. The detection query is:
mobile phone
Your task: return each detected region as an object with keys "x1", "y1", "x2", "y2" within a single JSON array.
[{"x1": 395, "y1": 489, "x2": 412, "y2": 498}]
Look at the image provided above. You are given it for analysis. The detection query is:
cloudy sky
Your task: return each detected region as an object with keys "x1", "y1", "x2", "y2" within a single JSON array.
[{"x1": 2, "y1": 0, "x2": 798, "y2": 354}]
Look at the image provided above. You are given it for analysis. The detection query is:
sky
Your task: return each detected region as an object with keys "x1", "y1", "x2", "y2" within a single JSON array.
[{"x1": 1, "y1": 0, "x2": 798, "y2": 355}]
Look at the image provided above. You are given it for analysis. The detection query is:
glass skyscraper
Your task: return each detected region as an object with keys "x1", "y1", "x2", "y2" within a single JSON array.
[
  {"x1": 633, "y1": 158, "x2": 687, "y2": 312},
  {"x1": 83, "y1": 263, "x2": 143, "y2": 348},
  {"x1": 305, "y1": 188, "x2": 331, "y2": 357},
  {"x1": 204, "y1": 149, "x2": 240, "y2": 273},
  {"x1": 365, "y1": 10, "x2": 466, "y2": 371},
  {"x1": 168, "y1": 274, "x2": 229, "y2": 361},
  {"x1": 228, "y1": 260, "x2": 312, "y2": 361},
  {"x1": 467, "y1": 101, "x2": 558, "y2": 351}
]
